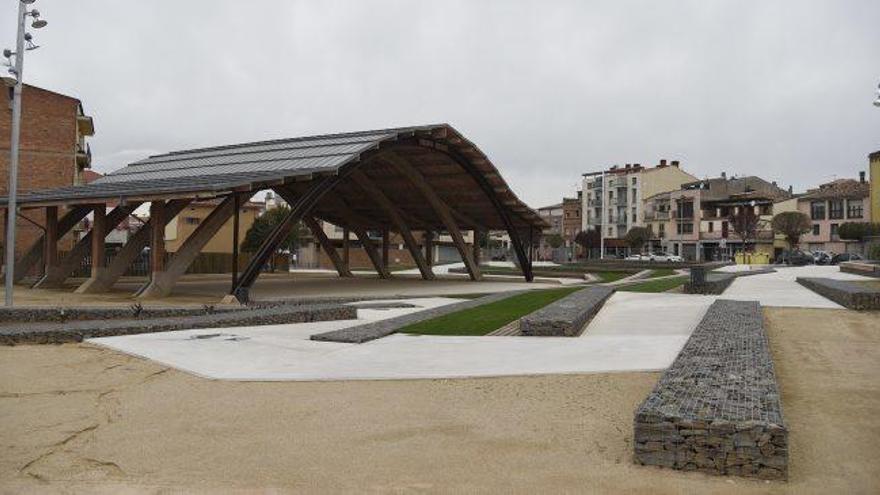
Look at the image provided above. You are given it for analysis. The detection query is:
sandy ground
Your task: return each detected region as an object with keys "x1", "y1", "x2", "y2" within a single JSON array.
[
  {"x1": 0, "y1": 308, "x2": 878, "y2": 494},
  {"x1": 0, "y1": 272, "x2": 555, "y2": 308}
]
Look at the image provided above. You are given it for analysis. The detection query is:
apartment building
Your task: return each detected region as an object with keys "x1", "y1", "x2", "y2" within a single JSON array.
[
  {"x1": 644, "y1": 174, "x2": 791, "y2": 260},
  {"x1": 798, "y1": 175, "x2": 871, "y2": 253},
  {"x1": 581, "y1": 159, "x2": 697, "y2": 241},
  {"x1": 537, "y1": 203, "x2": 563, "y2": 238},
  {"x1": 870, "y1": 151, "x2": 880, "y2": 222},
  {"x1": 0, "y1": 85, "x2": 95, "y2": 254}
]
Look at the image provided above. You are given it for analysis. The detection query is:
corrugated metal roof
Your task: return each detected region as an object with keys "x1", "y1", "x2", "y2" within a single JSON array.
[{"x1": 1, "y1": 124, "x2": 546, "y2": 228}]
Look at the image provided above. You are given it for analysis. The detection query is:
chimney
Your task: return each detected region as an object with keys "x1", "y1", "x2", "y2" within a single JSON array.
[
  {"x1": 860, "y1": 171, "x2": 866, "y2": 183},
  {"x1": 772, "y1": 181, "x2": 777, "y2": 187},
  {"x1": 671, "y1": 160, "x2": 680, "y2": 167},
  {"x1": 721, "y1": 171, "x2": 726, "y2": 180},
  {"x1": 625, "y1": 163, "x2": 631, "y2": 169},
  {"x1": 659, "y1": 159, "x2": 667, "y2": 167}
]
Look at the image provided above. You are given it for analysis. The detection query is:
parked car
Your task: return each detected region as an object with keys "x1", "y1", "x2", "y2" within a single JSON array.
[
  {"x1": 625, "y1": 254, "x2": 643, "y2": 261},
  {"x1": 776, "y1": 249, "x2": 813, "y2": 266},
  {"x1": 666, "y1": 254, "x2": 684, "y2": 263},
  {"x1": 830, "y1": 252, "x2": 863, "y2": 265}
]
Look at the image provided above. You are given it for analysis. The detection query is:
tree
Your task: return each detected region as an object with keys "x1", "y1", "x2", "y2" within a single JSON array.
[
  {"x1": 544, "y1": 233, "x2": 564, "y2": 249},
  {"x1": 574, "y1": 229, "x2": 601, "y2": 258},
  {"x1": 838, "y1": 222, "x2": 880, "y2": 242},
  {"x1": 242, "y1": 206, "x2": 304, "y2": 271},
  {"x1": 728, "y1": 205, "x2": 763, "y2": 251},
  {"x1": 624, "y1": 227, "x2": 651, "y2": 253},
  {"x1": 771, "y1": 211, "x2": 811, "y2": 247}
]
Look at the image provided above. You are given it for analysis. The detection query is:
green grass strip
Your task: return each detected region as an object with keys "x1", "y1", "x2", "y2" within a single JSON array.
[
  {"x1": 647, "y1": 268, "x2": 677, "y2": 278},
  {"x1": 595, "y1": 271, "x2": 631, "y2": 283},
  {"x1": 619, "y1": 276, "x2": 688, "y2": 293},
  {"x1": 400, "y1": 287, "x2": 583, "y2": 336}
]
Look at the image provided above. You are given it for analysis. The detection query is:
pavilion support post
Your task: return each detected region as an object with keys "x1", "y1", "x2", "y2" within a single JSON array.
[
  {"x1": 34, "y1": 203, "x2": 141, "y2": 289},
  {"x1": 231, "y1": 193, "x2": 240, "y2": 290},
  {"x1": 148, "y1": 201, "x2": 166, "y2": 283},
  {"x1": 424, "y1": 230, "x2": 433, "y2": 267},
  {"x1": 342, "y1": 227, "x2": 350, "y2": 267},
  {"x1": 12, "y1": 206, "x2": 90, "y2": 284},
  {"x1": 41, "y1": 206, "x2": 59, "y2": 284},
  {"x1": 304, "y1": 216, "x2": 352, "y2": 277},
  {"x1": 353, "y1": 228, "x2": 388, "y2": 279},
  {"x1": 350, "y1": 170, "x2": 434, "y2": 280},
  {"x1": 385, "y1": 153, "x2": 481, "y2": 280},
  {"x1": 90, "y1": 206, "x2": 107, "y2": 280},
  {"x1": 75, "y1": 199, "x2": 191, "y2": 294},
  {"x1": 473, "y1": 231, "x2": 481, "y2": 266},
  {"x1": 139, "y1": 194, "x2": 247, "y2": 299},
  {"x1": 382, "y1": 228, "x2": 389, "y2": 270}
]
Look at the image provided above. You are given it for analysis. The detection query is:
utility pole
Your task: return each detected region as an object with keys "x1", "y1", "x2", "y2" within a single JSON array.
[{"x1": 3, "y1": 0, "x2": 48, "y2": 307}]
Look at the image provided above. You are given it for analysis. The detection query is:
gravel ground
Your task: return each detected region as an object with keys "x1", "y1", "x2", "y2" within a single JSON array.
[{"x1": 0, "y1": 307, "x2": 877, "y2": 493}]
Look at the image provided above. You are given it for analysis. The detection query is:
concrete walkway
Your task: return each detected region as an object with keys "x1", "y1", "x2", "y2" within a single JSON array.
[
  {"x1": 90, "y1": 292, "x2": 713, "y2": 381},
  {"x1": 720, "y1": 265, "x2": 873, "y2": 308}
]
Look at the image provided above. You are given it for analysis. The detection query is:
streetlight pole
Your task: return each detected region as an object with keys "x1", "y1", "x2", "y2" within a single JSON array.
[
  {"x1": 599, "y1": 170, "x2": 605, "y2": 260},
  {"x1": 3, "y1": 0, "x2": 48, "y2": 307}
]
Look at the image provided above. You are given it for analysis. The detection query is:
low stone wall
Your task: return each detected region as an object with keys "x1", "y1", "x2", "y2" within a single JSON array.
[
  {"x1": 520, "y1": 286, "x2": 614, "y2": 337},
  {"x1": 796, "y1": 277, "x2": 880, "y2": 310},
  {"x1": 311, "y1": 291, "x2": 530, "y2": 343},
  {"x1": 683, "y1": 268, "x2": 775, "y2": 295},
  {"x1": 840, "y1": 261, "x2": 880, "y2": 279},
  {"x1": 633, "y1": 300, "x2": 788, "y2": 480},
  {"x1": 0, "y1": 305, "x2": 242, "y2": 324},
  {"x1": 0, "y1": 304, "x2": 356, "y2": 345}
]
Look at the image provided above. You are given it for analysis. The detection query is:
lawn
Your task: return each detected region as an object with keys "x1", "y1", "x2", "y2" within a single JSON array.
[
  {"x1": 854, "y1": 280, "x2": 880, "y2": 290},
  {"x1": 594, "y1": 271, "x2": 631, "y2": 283},
  {"x1": 400, "y1": 287, "x2": 583, "y2": 336},
  {"x1": 619, "y1": 276, "x2": 688, "y2": 293},
  {"x1": 647, "y1": 268, "x2": 677, "y2": 278}
]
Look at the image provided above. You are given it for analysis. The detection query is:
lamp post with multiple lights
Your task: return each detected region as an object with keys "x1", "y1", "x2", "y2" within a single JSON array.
[
  {"x1": 3, "y1": 0, "x2": 48, "y2": 306},
  {"x1": 874, "y1": 79, "x2": 880, "y2": 108}
]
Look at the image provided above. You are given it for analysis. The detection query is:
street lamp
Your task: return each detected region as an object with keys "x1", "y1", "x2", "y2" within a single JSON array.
[
  {"x1": 3, "y1": 0, "x2": 48, "y2": 306},
  {"x1": 874, "y1": 80, "x2": 880, "y2": 108}
]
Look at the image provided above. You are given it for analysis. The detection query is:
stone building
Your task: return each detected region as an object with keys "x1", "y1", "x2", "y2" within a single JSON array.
[{"x1": 0, "y1": 85, "x2": 95, "y2": 255}]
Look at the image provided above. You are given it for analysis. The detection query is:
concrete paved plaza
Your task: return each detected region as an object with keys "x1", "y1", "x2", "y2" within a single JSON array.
[
  {"x1": 720, "y1": 265, "x2": 873, "y2": 308},
  {"x1": 89, "y1": 292, "x2": 715, "y2": 381}
]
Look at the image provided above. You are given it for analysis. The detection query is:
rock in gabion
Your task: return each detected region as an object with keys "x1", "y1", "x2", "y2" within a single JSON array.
[
  {"x1": 633, "y1": 300, "x2": 788, "y2": 480},
  {"x1": 797, "y1": 277, "x2": 880, "y2": 310},
  {"x1": 520, "y1": 286, "x2": 614, "y2": 337}
]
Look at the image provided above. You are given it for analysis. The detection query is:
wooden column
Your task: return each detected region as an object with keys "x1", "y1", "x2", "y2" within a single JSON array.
[
  {"x1": 473, "y1": 230, "x2": 481, "y2": 266},
  {"x1": 350, "y1": 170, "x2": 434, "y2": 280},
  {"x1": 304, "y1": 216, "x2": 352, "y2": 277},
  {"x1": 385, "y1": 153, "x2": 481, "y2": 280},
  {"x1": 149, "y1": 201, "x2": 166, "y2": 274},
  {"x1": 424, "y1": 231, "x2": 433, "y2": 267},
  {"x1": 382, "y1": 228, "x2": 389, "y2": 270},
  {"x1": 342, "y1": 227, "x2": 350, "y2": 267},
  {"x1": 43, "y1": 206, "x2": 59, "y2": 275},
  {"x1": 231, "y1": 193, "x2": 240, "y2": 290},
  {"x1": 90, "y1": 206, "x2": 107, "y2": 278}
]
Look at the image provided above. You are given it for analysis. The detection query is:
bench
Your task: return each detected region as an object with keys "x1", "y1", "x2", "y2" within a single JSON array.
[
  {"x1": 519, "y1": 286, "x2": 614, "y2": 337},
  {"x1": 633, "y1": 300, "x2": 788, "y2": 480}
]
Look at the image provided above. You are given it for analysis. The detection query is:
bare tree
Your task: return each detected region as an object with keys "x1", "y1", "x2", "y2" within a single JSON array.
[{"x1": 728, "y1": 205, "x2": 763, "y2": 251}]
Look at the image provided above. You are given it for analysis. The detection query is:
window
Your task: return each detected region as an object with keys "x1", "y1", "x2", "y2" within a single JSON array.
[
  {"x1": 631, "y1": 177, "x2": 637, "y2": 185},
  {"x1": 831, "y1": 224, "x2": 839, "y2": 238},
  {"x1": 829, "y1": 200, "x2": 844, "y2": 220},
  {"x1": 810, "y1": 201, "x2": 826, "y2": 220},
  {"x1": 631, "y1": 188, "x2": 637, "y2": 202},
  {"x1": 677, "y1": 200, "x2": 694, "y2": 220},
  {"x1": 708, "y1": 221, "x2": 714, "y2": 233},
  {"x1": 760, "y1": 204, "x2": 771, "y2": 215},
  {"x1": 608, "y1": 227, "x2": 613, "y2": 236},
  {"x1": 183, "y1": 217, "x2": 201, "y2": 225},
  {"x1": 812, "y1": 224, "x2": 820, "y2": 236},
  {"x1": 658, "y1": 223, "x2": 665, "y2": 237},
  {"x1": 677, "y1": 223, "x2": 694, "y2": 234},
  {"x1": 631, "y1": 207, "x2": 637, "y2": 218},
  {"x1": 847, "y1": 199, "x2": 864, "y2": 219}
]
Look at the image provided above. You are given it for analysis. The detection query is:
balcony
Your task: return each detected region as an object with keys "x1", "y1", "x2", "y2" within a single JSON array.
[
  {"x1": 616, "y1": 197, "x2": 628, "y2": 206},
  {"x1": 643, "y1": 211, "x2": 670, "y2": 221},
  {"x1": 76, "y1": 143, "x2": 91, "y2": 168}
]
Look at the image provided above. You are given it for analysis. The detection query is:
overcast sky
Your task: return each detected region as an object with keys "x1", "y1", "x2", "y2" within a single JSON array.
[{"x1": 4, "y1": 0, "x2": 879, "y2": 207}]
